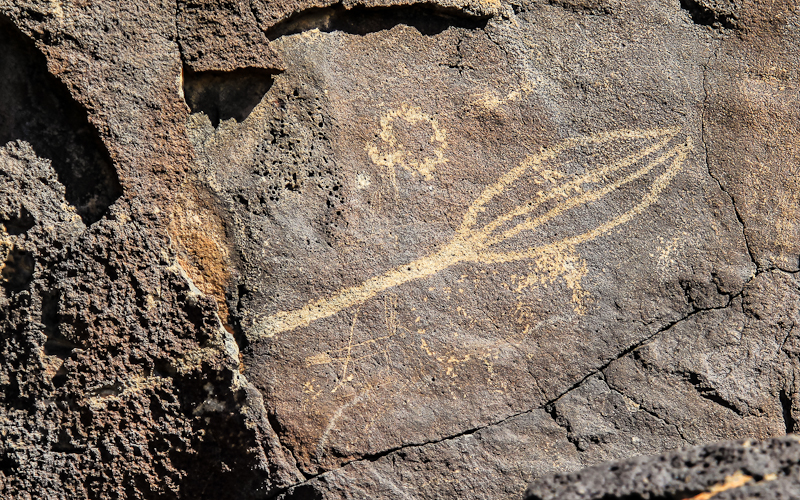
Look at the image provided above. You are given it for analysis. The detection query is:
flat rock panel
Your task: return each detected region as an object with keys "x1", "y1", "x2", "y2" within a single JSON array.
[{"x1": 0, "y1": 0, "x2": 798, "y2": 498}]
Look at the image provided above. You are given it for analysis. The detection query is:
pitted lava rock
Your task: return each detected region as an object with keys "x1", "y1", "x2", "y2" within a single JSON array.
[{"x1": 525, "y1": 436, "x2": 800, "y2": 500}]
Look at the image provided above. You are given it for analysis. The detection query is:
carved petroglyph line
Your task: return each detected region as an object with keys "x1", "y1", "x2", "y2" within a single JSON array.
[
  {"x1": 251, "y1": 127, "x2": 692, "y2": 340},
  {"x1": 366, "y1": 104, "x2": 448, "y2": 195},
  {"x1": 511, "y1": 245, "x2": 589, "y2": 313},
  {"x1": 303, "y1": 295, "x2": 402, "y2": 395},
  {"x1": 315, "y1": 389, "x2": 369, "y2": 460},
  {"x1": 49, "y1": 0, "x2": 64, "y2": 19},
  {"x1": 307, "y1": 332, "x2": 398, "y2": 366},
  {"x1": 471, "y1": 80, "x2": 537, "y2": 111},
  {"x1": 384, "y1": 294, "x2": 399, "y2": 337},
  {"x1": 331, "y1": 311, "x2": 359, "y2": 394},
  {"x1": 420, "y1": 337, "x2": 499, "y2": 379}
]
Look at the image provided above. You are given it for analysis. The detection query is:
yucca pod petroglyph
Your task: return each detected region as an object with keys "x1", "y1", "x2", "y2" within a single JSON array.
[{"x1": 249, "y1": 127, "x2": 692, "y2": 340}]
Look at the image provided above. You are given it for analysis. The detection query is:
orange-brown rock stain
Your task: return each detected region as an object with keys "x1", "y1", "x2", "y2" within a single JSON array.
[{"x1": 169, "y1": 186, "x2": 234, "y2": 326}]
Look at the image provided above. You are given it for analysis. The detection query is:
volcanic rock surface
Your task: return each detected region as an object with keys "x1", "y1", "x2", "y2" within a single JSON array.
[
  {"x1": 525, "y1": 435, "x2": 800, "y2": 500},
  {"x1": 0, "y1": 0, "x2": 798, "y2": 498}
]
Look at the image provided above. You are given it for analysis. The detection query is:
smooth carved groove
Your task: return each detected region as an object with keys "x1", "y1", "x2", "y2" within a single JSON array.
[
  {"x1": 679, "y1": 471, "x2": 756, "y2": 500},
  {"x1": 183, "y1": 67, "x2": 276, "y2": 127},
  {"x1": 0, "y1": 16, "x2": 122, "y2": 225},
  {"x1": 250, "y1": 127, "x2": 692, "y2": 340},
  {"x1": 265, "y1": 3, "x2": 490, "y2": 40}
]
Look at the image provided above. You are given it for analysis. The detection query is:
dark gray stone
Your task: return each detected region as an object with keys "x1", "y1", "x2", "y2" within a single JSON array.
[{"x1": 525, "y1": 435, "x2": 800, "y2": 500}]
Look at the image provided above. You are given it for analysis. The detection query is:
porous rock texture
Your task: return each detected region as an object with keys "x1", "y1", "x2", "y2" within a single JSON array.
[
  {"x1": 525, "y1": 435, "x2": 800, "y2": 500},
  {"x1": 0, "y1": 0, "x2": 798, "y2": 498}
]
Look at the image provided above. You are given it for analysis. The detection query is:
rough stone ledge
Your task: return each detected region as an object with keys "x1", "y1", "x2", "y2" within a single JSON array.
[{"x1": 525, "y1": 435, "x2": 800, "y2": 500}]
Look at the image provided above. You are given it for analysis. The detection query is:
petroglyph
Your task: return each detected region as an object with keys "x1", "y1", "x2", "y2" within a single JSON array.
[
  {"x1": 510, "y1": 245, "x2": 589, "y2": 313},
  {"x1": 331, "y1": 312, "x2": 359, "y2": 394},
  {"x1": 471, "y1": 80, "x2": 538, "y2": 111},
  {"x1": 366, "y1": 104, "x2": 448, "y2": 194},
  {"x1": 303, "y1": 295, "x2": 401, "y2": 395},
  {"x1": 685, "y1": 471, "x2": 758, "y2": 500},
  {"x1": 250, "y1": 126, "x2": 692, "y2": 340}
]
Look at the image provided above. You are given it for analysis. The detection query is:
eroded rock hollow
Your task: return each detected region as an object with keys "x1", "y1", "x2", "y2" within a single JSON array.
[{"x1": 0, "y1": 0, "x2": 798, "y2": 498}]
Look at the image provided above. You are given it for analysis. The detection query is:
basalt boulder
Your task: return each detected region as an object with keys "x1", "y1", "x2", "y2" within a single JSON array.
[{"x1": 0, "y1": 0, "x2": 798, "y2": 498}]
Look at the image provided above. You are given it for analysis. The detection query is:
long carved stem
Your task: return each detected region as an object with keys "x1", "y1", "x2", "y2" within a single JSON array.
[{"x1": 250, "y1": 128, "x2": 691, "y2": 340}]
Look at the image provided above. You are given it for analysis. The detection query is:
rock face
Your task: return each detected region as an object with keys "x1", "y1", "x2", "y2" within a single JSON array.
[{"x1": 0, "y1": 0, "x2": 798, "y2": 499}]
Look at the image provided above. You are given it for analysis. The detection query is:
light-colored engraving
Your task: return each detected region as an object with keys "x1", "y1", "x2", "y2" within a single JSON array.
[
  {"x1": 471, "y1": 80, "x2": 537, "y2": 111},
  {"x1": 510, "y1": 245, "x2": 589, "y2": 313},
  {"x1": 302, "y1": 295, "x2": 401, "y2": 395},
  {"x1": 331, "y1": 311, "x2": 359, "y2": 394},
  {"x1": 355, "y1": 172, "x2": 372, "y2": 189},
  {"x1": 686, "y1": 470, "x2": 757, "y2": 500},
  {"x1": 315, "y1": 389, "x2": 368, "y2": 460},
  {"x1": 366, "y1": 104, "x2": 448, "y2": 195},
  {"x1": 0, "y1": 231, "x2": 11, "y2": 279},
  {"x1": 251, "y1": 127, "x2": 692, "y2": 340}
]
